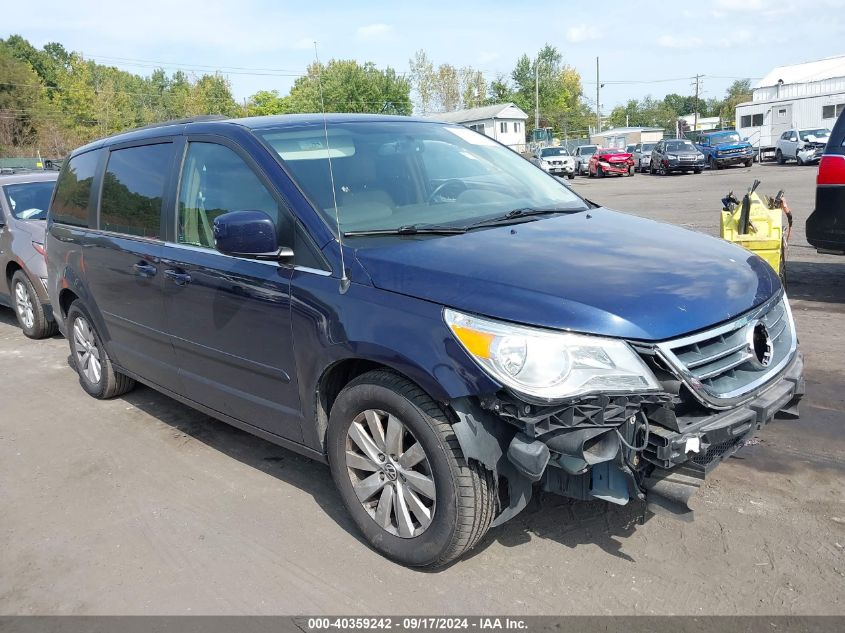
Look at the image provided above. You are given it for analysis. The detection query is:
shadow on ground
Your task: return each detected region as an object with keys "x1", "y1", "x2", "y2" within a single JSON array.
[
  {"x1": 785, "y1": 256, "x2": 845, "y2": 304},
  {"x1": 112, "y1": 383, "x2": 650, "y2": 569}
]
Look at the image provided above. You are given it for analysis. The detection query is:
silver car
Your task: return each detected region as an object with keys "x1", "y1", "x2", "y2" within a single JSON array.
[
  {"x1": 0, "y1": 171, "x2": 59, "y2": 338},
  {"x1": 633, "y1": 142, "x2": 656, "y2": 172}
]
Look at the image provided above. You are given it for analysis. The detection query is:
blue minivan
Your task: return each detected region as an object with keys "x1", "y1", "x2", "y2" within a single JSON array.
[{"x1": 46, "y1": 114, "x2": 804, "y2": 567}]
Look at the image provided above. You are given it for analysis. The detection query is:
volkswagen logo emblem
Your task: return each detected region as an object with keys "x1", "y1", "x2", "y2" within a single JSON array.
[
  {"x1": 746, "y1": 320, "x2": 774, "y2": 369},
  {"x1": 383, "y1": 462, "x2": 398, "y2": 481}
]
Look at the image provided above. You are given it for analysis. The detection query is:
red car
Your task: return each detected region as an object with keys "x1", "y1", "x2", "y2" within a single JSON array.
[{"x1": 588, "y1": 148, "x2": 635, "y2": 177}]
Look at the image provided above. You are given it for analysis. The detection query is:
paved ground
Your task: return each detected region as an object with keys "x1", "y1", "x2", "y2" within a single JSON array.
[{"x1": 1, "y1": 162, "x2": 843, "y2": 615}]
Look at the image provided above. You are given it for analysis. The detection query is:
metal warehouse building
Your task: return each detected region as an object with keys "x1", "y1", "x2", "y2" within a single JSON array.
[{"x1": 736, "y1": 55, "x2": 845, "y2": 158}]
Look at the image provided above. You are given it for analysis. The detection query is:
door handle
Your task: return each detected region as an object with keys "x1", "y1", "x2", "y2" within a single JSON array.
[
  {"x1": 133, "y1": 262, "x2": 157, "y2": 277},
  {"x1": 164, "y1": 269, "x2": 192, "y2": 286}
]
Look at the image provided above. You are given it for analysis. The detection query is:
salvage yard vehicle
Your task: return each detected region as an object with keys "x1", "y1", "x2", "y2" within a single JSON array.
[
  {"x1": 573, "y1": 144, "x2": 598, "y2": 175},
  {"x1": 531, "y1": 147, "x2": 575, "y2": 179},
  {"x1": 47, "y1": 114, "x2": 804, "y2": 568},
  {"x1": 0, "y1": 171, "x2": 59, "y2": 338},
  {"x1": 588, "y1": 147, "x2": 635, "y2": 177},
  {"x1": 775, "y1": 128, "x2": 831, "y2": 165},
  {"x1": 694, "y1": 130, "x2": 755, "y2": 170},
  {"x1": 807, "y1": 109, "x2": 845, "y2": 254},
  {"x1": 633, "y1": 142, "x2": 656, "y2": 172},
  {"x1": 649, "y1": 139, "x2": 705, "y2": 175}
]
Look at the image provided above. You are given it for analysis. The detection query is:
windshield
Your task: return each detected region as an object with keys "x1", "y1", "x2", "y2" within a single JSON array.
[
  {"x1": 665, "y1": 140, "x2": 695, "y2": 151},
  {"x1": 799, "y1": 128, "x2": 830, "y2": 141},
  {"x1": 641, "y1": 143, "x2": 655, "y2": 152},
  {"x1": 579, "y1": 146, "x2": 598, "y2": 155},
  {"x1": 540, "y1": 147, "x2": 569, "y2": 157},
  {"x1": 600, "y1": 148, "x2": 624, "y2": 154},
  {"x1": 2, "y1": 181, "x2": 55, "y2": 220},
  {"x1": 710, "y1": 132, "x2": 741, "y2": 145},
  {"x1": 258, "y1": 121, "x2": 587, "y2": 235}
]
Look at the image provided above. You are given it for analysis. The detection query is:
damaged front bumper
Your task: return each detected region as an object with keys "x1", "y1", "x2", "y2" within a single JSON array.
[{"x1": 450, "y1": 350, "x2": 804, "y2": 527}]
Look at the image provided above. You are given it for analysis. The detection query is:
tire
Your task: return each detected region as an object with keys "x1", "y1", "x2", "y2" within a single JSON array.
[
  {"x1": 628, "y1": 166, "x2": 635, "y2": 177},
  {"x1": 694, "y1": 168, "x2": 702, "y2": 174},
  {"x1": 11, "y1": 270, "x2": 57, "y2": 339},
  {"x1": 596, "y1": 165, "x2": 604, "y2": 178},
  {"x1": 327, "y1": 369, "x2": 496, "y2": 568},
  {"x1": 709, "y1": 156, "x2": 720, "y2": 170},
  {"x1": 659, "y1": 163, "x2": 667, "y2": 176},
  {"x1": 567, "y1": 173, "x2": 574, "y2": 180},
  {"x1": 745, "y1": 159, "x2": 753, "y2": 168},
  {"x1": 776, "y1": 149, "x2": 785, "y2": 165},
  {"x1": 649, "y1": 162, "x2": 656, "y2": 175},
  {"x1": 66, "y1": 302, "x2": 135, "y2": 399},
  {"x1": 795, "y1": 153, "x2": 804, "y2": 166}
]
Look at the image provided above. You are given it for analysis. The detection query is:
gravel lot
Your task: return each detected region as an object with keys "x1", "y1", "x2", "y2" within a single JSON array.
[{"x1": 1, "y1": 162, "x2": 843, "y2": 615}]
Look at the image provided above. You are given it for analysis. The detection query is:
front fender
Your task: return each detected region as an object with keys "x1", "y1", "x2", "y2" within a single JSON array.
[{"x1": 290, "y1": 270, "x2": 501, "y2": 451}]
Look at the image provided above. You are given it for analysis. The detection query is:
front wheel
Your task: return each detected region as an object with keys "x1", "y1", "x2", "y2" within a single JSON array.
[
  {"x1": 567, "y1": 173, "x2": 574, "y2": 180},
  {"x1": 67, "y1": 303, "x2": 135, "y2": 399},
  {"x1": 596, "y1": 165, "x2": 604, "y2": 178},
  {"x1": 327, "y1": 370, "x2": 495, "y2": 568},
  {"x1": 709, "y1": 156, "x2": 720, "y2": 170},
  {"x1": 11, "y1": 270, "x2": 57, "y2": 339},
  {"x1": 776, "y1": 149, "x2": 785, "y2": 165}
]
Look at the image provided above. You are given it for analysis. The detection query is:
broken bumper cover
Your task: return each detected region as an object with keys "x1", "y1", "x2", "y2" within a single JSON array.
[
  {"x1": 642, "y1": 350, "x2": 804, "y2": 519},
  {"x1": 450, "y1": 350, "x2": 804, "y2": 526}
]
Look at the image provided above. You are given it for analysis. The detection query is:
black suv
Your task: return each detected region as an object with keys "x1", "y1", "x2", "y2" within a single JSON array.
[
  {"x1": 649, "y1": 139, "x2": 705, "y2": 175},
  {"x1": 807, "y1": 108, "x2": 845, "y2": 254}
]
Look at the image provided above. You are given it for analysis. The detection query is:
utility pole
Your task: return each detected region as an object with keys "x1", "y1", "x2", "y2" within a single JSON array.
[
  {"x1": 534, "y1": 58, "x2": 539, "y2": 133},
  {"x1": 692, "y1": 74, "x2": 703, "y2": 133},
  {"x1": 596, "y1": 57, "x2": 601, "y2": 133}
]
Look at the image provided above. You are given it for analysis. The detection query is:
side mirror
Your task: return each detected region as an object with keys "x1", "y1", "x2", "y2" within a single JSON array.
[
  {"x1": 213, "y1": 210, "x2": 293, "y2": 261},
  {"x1": 743, "y1": 137, "x2": 749, "y2": 142}
]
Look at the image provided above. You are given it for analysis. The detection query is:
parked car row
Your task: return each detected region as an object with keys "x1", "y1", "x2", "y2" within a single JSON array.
[{"x1": 3, "y1": 112, "x2": 829, "y2": 569}]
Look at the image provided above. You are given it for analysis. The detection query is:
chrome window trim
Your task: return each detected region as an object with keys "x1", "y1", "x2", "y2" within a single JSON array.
[
  {"x1": 161, "y1": 241, "x2": 334, "y2": 276},
  {"x1": 646, "y1": 292, "x2": 798, "y2": 410}
]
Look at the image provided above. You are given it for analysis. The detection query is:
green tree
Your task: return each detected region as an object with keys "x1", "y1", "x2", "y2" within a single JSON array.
[
  {"x1": 246, "y1": 89, "x2": 289, "y2": 116},
  {"x1": 0, "y1": 44, "x2": 47, "y2": 151},
  {"x1": 286, "y1": 60, "x2": 411, "y2": 115},
  {"x1": 509, "y1": 44, "x2": 589, "y2": 137}
]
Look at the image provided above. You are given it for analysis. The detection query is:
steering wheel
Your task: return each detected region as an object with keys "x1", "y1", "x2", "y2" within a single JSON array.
[{"x1": 427, "y1": 179, "x2": 468, "y2": 204}]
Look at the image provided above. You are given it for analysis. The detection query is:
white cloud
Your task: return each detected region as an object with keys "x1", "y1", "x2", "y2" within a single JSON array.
[
  {"x1": 565, "y1": 24, "x2": 599, "y2": 43},
  {"x1": 355, "y1": 23, "x2": 393, "y2": 40},
  {"x1": 657, "y1": 34, "x2": 704, "y2": 49}
]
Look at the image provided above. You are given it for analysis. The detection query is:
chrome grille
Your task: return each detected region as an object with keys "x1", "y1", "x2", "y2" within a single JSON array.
[{"x1": 655, "y1": 295, "x2": 796, "y2": 408}]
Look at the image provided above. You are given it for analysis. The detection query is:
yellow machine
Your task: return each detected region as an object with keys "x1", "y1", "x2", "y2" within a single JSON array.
[{"x1": 720, "y1": 180, "x2": 793, "y2": 279}]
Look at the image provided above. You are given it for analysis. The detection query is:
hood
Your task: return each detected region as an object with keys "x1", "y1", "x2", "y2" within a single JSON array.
[
  {"x1": 352, "y1": 209, "x2": 780, "y2": 342},
  {"x1": 709, "y1": 138, "x2": 751, "y2": 150},
  {"x1": 597, "y1": 151, "x2": 632, "y2": 161}
]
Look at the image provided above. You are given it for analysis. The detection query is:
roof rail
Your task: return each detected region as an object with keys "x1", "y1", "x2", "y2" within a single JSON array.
[{"x1": 130, "y1": 114, "x2": 229, "y2": 133}]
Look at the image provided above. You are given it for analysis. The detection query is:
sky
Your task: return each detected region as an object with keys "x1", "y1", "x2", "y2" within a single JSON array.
[{"x1": 6, "y1": 0, "x2": 845, "y2": 113}]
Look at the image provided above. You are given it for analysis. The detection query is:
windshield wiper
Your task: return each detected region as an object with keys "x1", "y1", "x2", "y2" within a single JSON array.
[
  {"x1": 464, "y1": 207, "x2": 583, "y2": 230},
  {"x1": 343, "y1": 224, "x2": 467, "y2": 237}
]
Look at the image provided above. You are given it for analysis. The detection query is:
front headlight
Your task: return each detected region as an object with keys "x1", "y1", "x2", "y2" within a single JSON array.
[
  {"x1": 540, "y1": 160, "x2": 550, "y2": 171},
  {"x1": 667, "y1": 154, "x2": 678, "y2": 160},
  {"x1": 444, "y1": 308, "x2": 661, "y2": 402},
  {"x1": 697, "y1": 153, "x2": 705, "y2": 159}
]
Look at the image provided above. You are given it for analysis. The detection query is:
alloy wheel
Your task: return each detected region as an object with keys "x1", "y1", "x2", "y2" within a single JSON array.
[
  {"x1": 14, "y1": 281, "x2": 35, "y2": 330},
  {"x1": 345, "y1": 409, "x2": 436, "y2": 538},
  {"x1": 73, "y1": 316, "x2": 102, "y2": 385}
]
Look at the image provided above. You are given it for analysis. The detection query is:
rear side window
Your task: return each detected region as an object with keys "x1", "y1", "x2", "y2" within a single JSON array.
[
  {"x1": 51, "y1": 151, "x2": 99, "y2": 227},
  {"x1": 100, "y1": 143, "x2": 172, "y2": 238}
]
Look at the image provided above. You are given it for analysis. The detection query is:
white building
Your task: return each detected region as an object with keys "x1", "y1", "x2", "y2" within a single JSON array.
[
  {"x1": 424, "y1": 103, "x2": 529, "y2": 151},
  {"x1": 736, "y1": 55, "x2": 845, "y2": 158},
  {"x1": 679, "y1": 114, "x2": 721, "y2": 131},
  {"x1": 589, "y1": 127, "x2": 664, "y2": 148}
]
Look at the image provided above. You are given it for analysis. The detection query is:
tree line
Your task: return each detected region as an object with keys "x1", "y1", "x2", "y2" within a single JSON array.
[{"x1": 1, "y1": 33, "x2": 751, "y2": 159}]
